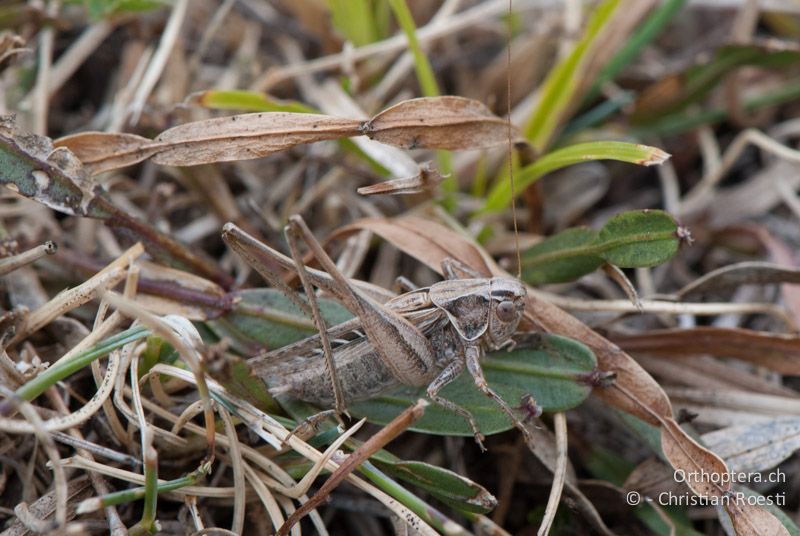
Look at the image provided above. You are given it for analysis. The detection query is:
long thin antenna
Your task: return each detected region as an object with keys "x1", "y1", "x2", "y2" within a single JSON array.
[{"x1": 507, "y1": 0, "x2": 521, "y2": 278}]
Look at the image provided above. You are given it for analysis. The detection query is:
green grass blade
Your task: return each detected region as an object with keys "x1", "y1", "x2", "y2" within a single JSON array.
[
  {"x1": 10, "y1": 326, "x2": 150, "y2": 406},
  {"x1": 329, "y1": 0, "x2": 380, "y2": 46},
  {"x1": 524, "y1": 0, "x2": 621, "y2": 151},
  {"x1": 631, "y1": 76, "x2": 800, "y2": 138},
  {"x1": 193, "y1": 90, "x2": 318, "y2": 113},
  {"x1": 387, "y1": 0, "x2": 440, "y2": 97},
  {"x1": 584, "y1": 0, "x2": 687, "y2": 104},
  {"x1": 482, "y1": 141, "x2": 669, "y2": 213},
  {"x1": 387, "y1": 0, "x2": 455, "y2": 197}
]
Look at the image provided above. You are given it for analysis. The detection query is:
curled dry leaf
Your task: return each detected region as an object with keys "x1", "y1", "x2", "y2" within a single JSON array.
[
  {"x1": 357, "y1": 161, "x2": 445, "y2": 196},
  {"x1": 333, "y1": 217, "x2": 491, "y2": 275},
  {"x1": 363, "y1": 96, "x2": 521, "y2": 151},
  {"x1": 727, "y1": 501, "x2": 789, "y2": 536},
  {"x1": 56, "y1": 115, "x2": 361, "y2": 172},
  {"x1": 54, "y1": 132, "x2": 157, "y2": 176}
]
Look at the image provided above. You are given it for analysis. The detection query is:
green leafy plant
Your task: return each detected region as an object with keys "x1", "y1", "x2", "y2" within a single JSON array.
[{"x1": 522, "y1": 209, "x2": 683, "y2": 285}]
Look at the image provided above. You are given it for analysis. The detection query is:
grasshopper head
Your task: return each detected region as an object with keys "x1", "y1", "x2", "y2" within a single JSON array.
[{"x1": 487, "y1": 278, "x2": 526, "y2": 348}]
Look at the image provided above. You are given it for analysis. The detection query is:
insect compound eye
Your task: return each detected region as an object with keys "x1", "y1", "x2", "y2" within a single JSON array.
[{"x1": 495, "y1": 300, "x2": 517, "y2": 322}]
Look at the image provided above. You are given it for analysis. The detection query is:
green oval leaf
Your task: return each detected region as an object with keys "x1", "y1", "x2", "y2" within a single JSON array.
[
  {"x1": 594, "y1": 209, "x2": 680, "y2": 268},
  {"x1": 522, "y1": 226, "x2": 603, "y2": 285},
  {"x1": 349, "y1": 334, "x2": 597, "y2": 436}
]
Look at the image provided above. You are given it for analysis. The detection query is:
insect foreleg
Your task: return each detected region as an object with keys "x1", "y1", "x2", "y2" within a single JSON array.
[
  {"x1": 426, "y1": 359, "x2": 486, "y2": 451},
  {"x1": 464, "y1": 345, "x2": 535, "y2": 446}
]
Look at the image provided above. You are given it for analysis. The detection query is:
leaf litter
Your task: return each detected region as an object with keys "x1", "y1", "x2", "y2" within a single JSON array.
[{"x1": 1, "y1": 2, "x2": 800, "y2": 535}]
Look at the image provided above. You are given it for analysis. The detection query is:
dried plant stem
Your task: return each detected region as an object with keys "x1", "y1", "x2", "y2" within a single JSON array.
[
  {"x1": 277, "y1": 399, "x2": 429, "y2": 536},
  {"x1": 129, "y1": 0, "x2": 189, "y2": 124},
  {"x1": 538, "y1": 412, "x2": 567, "y2": 536},
  {"x1": 104, "y1": 292, "x2": 217, "y2": 461},
  {"x1": 681, "y1": 128, "x2": 800, "y2": 217},
  {"x1": 0, "y1": 386, "x2": 67, "y2": 532},
  {"x1": 8, "y1": 242, "x2": 143, "y2": 346},
  {"x1": 535, "y1": 289, "x2": 795, "y2": 327},
  {"x1": 253, "y1": 0, "x2": 542, "y2": 90},
  {"x1": 47, "y1": 391, "x2": 127, "y2": 535},
  {"x1": 93, "y1": 265, "x2": 141, "y2": 447},
  {"x1": 29, "y1": 0, "x2": 60, "y2": 134},
  {"x1": 0, "y1": 241, "x2": 56, "y2": 276}
]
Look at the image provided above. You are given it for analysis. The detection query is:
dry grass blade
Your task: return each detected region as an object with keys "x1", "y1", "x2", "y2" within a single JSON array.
[
  {"x1": 675, "y1": 261, "x2": 800, "y2": 299},
  {"x1": 277, "y1": 400, "x2": 428, "y2": 536},
  {"x1": 0, "y1": 386, "x2": 68, "y2": 533},
  {"x1": 0, "y1": 240, "x2": 56, "y2": 276},
  {"x1": 538, "y1": 412, "x2": 567, "y2": 536},
  {"x1": 612, "y1": 327, "x2": 800, "y2": 375}
]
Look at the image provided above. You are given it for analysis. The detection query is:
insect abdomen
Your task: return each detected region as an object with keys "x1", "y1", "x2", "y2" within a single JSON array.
[{"x1": 262, "y1": 339, "x2": 402, "y2": 406}]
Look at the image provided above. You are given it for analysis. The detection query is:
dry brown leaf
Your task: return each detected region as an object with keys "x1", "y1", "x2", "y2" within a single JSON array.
[
  {"x1": 56, "y1": 114, "x2": 362, "y2": 174},
  {"x1": 676, "y1": 261, "x2": 800, "y2": 299},
  {"x1": 56, "y1": 97, "x2": 513, "y2": 175},
  {"x1": 134, "y1": 261, "x2": 228, "y2": 321},
  {"x1": 623, "y1": 457, "x2": 689, "y2": 497},
  {"x1": 357, "y1": 161, "x2": 445, "y2": 196},
  {"x1": 727, "y1": 501, "x2": 789, "y2": 536},
  {"x1": 741, "y1": 224, "x2": 800, "y2": 327},
  {"x1": 612, "y1": 327, "x2": 800, "y2": 375},
  {"x1": 152, "y1": 113, "x2": 361, "y2": 166},
  {"x1": 333, "y1": 216, "x2": 492, "y2": 275},
  {"x1": 54, "y1": 132, "x2": 157, "y2": 175},
  {"x1": 660, "y1": 419, "x2": 730, "y2": 497},
  {"x1": 363, "y1": 96, "x2": 521, "y2": 151}
]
